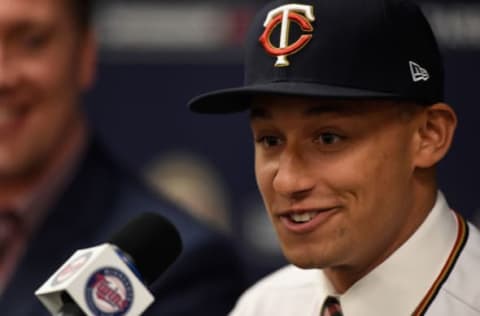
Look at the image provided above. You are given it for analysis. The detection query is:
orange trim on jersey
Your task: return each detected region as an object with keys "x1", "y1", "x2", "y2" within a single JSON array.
[{"x1": 412, "y1": 212, "x2": 468, "y2": 315}]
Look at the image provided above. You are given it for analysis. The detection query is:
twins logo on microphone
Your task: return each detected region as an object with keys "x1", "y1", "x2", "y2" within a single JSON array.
[
  {"x1": 51, "y1": 252, "x2": 93, "y2": 286},
  {"x1": 85, "y1": 267, "x2": 134, "y2": 316}
]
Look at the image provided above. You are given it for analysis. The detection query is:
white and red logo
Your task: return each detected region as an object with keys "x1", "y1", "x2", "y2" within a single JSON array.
[
  {"x1": 259, "y1": 4, "x2": 315, "y2": 67},
  {"x1": 85, "y1": 267, "x2": 133, "y2": 316},
  {"x1": 51, "y1": 252, "x2": 92, "y2": 286}
]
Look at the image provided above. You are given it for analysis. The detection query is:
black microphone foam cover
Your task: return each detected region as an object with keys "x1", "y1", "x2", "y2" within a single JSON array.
[{"x1": 108, "y1": 212, "x2": 182, "y2": 285}]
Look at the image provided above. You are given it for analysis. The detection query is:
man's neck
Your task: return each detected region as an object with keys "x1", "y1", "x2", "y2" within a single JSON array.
[
  {"x1": 0, "y1": 116, "x2": 88, "y2": 208},
  {"x1": 324, "y1": 185, "x2": 438, "y2": 294}
]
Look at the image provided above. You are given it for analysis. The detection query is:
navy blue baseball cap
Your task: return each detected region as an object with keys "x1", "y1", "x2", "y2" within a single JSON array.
[{"x1": 188, "y1": 0, "x2": 444, "y2": 113}]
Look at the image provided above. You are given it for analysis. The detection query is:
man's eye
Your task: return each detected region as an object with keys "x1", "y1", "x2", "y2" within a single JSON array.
[
  {"x1": 316, "y1": 133, "x2": 342, "y2": 145},
  {"x1": 22, "y1": 33, "x2": 49, "y2": 51},
  {"x1": 257, "y1": 136, "x2": 282, "y2": 147}
]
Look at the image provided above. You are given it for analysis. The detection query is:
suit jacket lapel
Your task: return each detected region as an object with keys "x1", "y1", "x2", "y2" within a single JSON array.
[{"x1": 0, "y1": 139, "x2": 119, "y2": 315}]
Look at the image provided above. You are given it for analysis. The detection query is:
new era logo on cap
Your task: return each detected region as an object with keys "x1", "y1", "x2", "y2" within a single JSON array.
[{"x1": 410, "y1": 61, "x2": 430, "y2": 82}]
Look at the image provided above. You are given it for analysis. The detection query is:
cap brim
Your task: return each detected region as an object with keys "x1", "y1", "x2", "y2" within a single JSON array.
[{"x1": 188, "y1": 81, "x2": 402, "y2": 113}]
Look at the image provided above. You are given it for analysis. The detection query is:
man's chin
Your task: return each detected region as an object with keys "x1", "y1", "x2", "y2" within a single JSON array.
[
  {"x1": 0, "y1": 157, "x2": 46, "y2": 182},
  {"x1": 284, "y1": 252, "x2": 331, "y2": 270}
]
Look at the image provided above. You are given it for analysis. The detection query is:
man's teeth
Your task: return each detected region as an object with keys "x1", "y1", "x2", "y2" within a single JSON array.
[{"x1": 289, "y1": 212, "x2": 318, "y2": 223}]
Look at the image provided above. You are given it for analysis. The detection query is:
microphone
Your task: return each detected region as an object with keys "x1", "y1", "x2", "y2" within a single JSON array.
[{"x1": 35, "y1": 212, "x2": 182, "y2": 316}]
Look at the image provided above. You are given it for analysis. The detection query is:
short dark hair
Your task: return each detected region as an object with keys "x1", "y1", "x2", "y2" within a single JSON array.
[{"x1": 68, "y1": 0, "x2": 93, "y2": 30}]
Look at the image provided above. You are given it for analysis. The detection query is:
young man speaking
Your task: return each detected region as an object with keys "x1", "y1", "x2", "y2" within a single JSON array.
[{"x1": 189, "y1": 0, "x2": 480, "y2": 314}]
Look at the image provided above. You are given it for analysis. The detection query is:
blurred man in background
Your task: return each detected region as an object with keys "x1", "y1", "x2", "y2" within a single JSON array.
[
  {"x1": 0, "y1": 0, "x2": 245, "y2": 314},
  {"x1": 189, "y1": 0, "x2": 480, "y2": 314}
]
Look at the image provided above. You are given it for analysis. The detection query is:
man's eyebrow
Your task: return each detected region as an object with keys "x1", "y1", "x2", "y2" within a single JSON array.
[
  {"x1": 250, "y1": 104, "x2": 345, "y2": 119},
  {"x1": 249, "y1": 107, "x2": 271, "y2": 119},
  {"x1": 304, "y1": 104, "x2": 360, "y2": 115},
  {"x1": 6, "y1": 20, "x2": 53, "y2": 38},
  {"x1": 249, "y1": 102, "x2": 364, "y2": 119}
]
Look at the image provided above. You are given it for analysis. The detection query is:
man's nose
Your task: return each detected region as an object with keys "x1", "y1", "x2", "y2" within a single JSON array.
[
  {"x1": 0, "y1": 46, "x2": 19, "y2": 90},
  {"x1": 272, "y1": 150, "x2": 315, "y2": 200}
]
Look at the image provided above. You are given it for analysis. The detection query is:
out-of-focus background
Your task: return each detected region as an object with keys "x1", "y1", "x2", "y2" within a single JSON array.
[{"x1": 86, "y1": 0, "x2": 480, "y2": 282}]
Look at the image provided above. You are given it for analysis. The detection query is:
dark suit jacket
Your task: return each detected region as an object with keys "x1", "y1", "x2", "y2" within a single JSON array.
[{"x1": 0, "y1": 138, "x2": 246, "y2": 315}]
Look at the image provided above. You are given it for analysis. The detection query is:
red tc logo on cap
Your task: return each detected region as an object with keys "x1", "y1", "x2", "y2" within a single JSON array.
[{"x1": 259, "y1": 4, "x2": 315, "y2": 67}]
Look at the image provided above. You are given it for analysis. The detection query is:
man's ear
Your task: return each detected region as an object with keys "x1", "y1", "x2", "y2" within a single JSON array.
[{"x1": 413, "y1": 103, "x2": 457, "y2": 168}]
